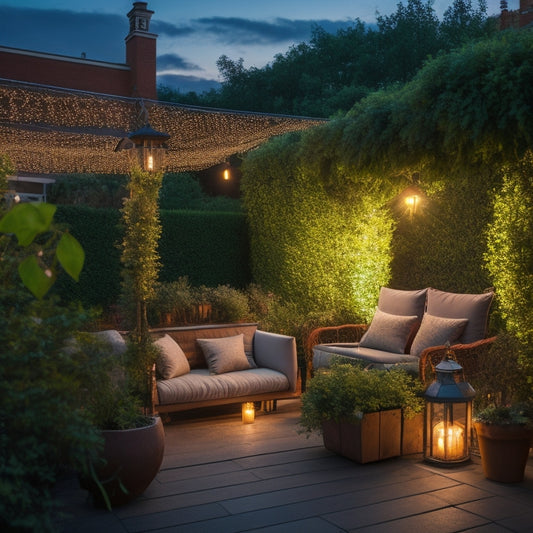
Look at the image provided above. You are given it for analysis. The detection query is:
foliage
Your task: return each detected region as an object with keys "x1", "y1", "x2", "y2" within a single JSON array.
[
  {"x1": 241, "y1": 133, "x2": 393, "y2": 320},
  {"x1": 299, "y1": 361, "x2": 424, "y2": 435},
  {"x1": 0, "y1": 202, "x2": 84, "y2": 299},
  {"x1": 159, "y1": 0, "x2": 496, "y2": 117},
  {"x1": 474, "y1": 403, "x2": 533, "y2": 426},
  {"x1": 120, "y1": 168, "x2": 163, "y2": 333},
  {"x1": 0, "y1": 156, "x2": 101, "y2": 531},
  {"x1": 472, "y1": 332, "x2": 532, "y2": 413},
  {"x1": 48, "y1": 173, "x2": 128, "y2": 208},
  {"x1": 208, "y1": 284, "x2": 251, "y2": 323},
  {"x1": 53, "y1": 205, "x2": 122, "y2": 308},
  {"x1": 158, "y1": 210, "x2": 250, "y2": 288},
  {"x1": 160, "y1": 172, "x2": 242, "y2": 212},
  {"x1": 485, "y1": 152, "x2": 533, "y2": 348}
]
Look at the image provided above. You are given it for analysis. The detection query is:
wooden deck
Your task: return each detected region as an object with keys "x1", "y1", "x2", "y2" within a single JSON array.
[{"x1": 55, "y1": 399, "x2": 533, "y2": 532}]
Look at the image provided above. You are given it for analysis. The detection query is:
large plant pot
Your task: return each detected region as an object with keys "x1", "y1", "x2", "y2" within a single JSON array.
[
  {"x1": 322, "y1": 409, "x2": 402, "y2": 463},
  {"x1": 474, "y1": 422, "x2": 533, "y2": 483},
  {"x1": 83, "y1": 416, "x2": 165, "y2": 507}
]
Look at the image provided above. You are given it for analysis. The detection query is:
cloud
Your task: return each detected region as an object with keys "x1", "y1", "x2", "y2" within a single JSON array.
[
  {"x1": 151, "y1": 20, "x2": 196, "y2": 38},
  {"x1": 0, "y1": 6, "x2": 126, "y2": 62},
  {"x1": 157, "y1": 73, "x2": 221, "y2": 94},
  {"x1": 157, "y1": 53, "x2": 200, "y2": 72},
  {"x1": 194, "y1": 16, "x2": 354, "y2": 45}
]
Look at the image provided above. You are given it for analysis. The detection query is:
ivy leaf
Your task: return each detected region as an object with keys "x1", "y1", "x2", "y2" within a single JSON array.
[
  {"x1": 18, "y1": 255, "x2": 56, "y2": 299},
  {"x1": 56, "y1": 232, "x2": 85, "y2": 281},
  {"x1": 0, "y1": 203, "x2": 57, "y2": 246}
]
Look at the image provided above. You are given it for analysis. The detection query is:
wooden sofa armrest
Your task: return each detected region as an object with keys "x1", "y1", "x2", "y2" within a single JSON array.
[
  {"x1": 305, "y1": 324, "x2": 368, "y2": 380},
  {"x1": 419, "y1": 336, "x2": 497, "y2": 385}
]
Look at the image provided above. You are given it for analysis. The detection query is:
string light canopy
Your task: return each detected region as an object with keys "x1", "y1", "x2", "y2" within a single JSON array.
[{"x1": 0, "y1": 79, "x2": 326, "y2": 175}]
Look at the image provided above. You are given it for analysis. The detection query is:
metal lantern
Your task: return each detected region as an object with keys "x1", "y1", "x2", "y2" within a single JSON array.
[
  {"x1": 424, "y1": 351, "x2": 475, "y2": 465},
  {"x1": 127, "y1": 123, "x2": 170, "y2": 172}
]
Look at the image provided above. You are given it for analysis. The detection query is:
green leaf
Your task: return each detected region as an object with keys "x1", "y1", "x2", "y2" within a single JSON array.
[
  {"x1": 0, "y1": 203, "x2": 57, "y2": 246},
  {"x1": 18, "y1": 255, "x2": 56, "y2": 299},
  {"x1": 56, "y1": 232, "x2": 85, "y2": 281}
]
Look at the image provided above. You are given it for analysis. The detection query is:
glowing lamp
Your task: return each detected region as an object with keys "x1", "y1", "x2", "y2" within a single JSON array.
[
  {"x1": 424, "y1": 349, "x2": 475, "y2": 465},
  {"x1": 242, "y1": 402, "x2": 255, "y2": 424},
  {"x1": 116, "y1": 123, "x2": 169, "y2": 172}
]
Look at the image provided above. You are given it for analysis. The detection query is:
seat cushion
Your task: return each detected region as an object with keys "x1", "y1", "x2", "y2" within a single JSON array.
[
  {"x1": 313, "y1": 343, "x2": 420, "y2": 367},
  {"x1": 425, "y1": 288, "x2": 493, "y2": 343},
  {"x1": 156, "y1": 368, "x2": 289, "y2": 405},
  {"x1": 409, "y1": 314, "x2": 468, "y2": 358},
  {"x1": 378, "y1": 287, "x2": 428, "y2": 320},
  {"x1": 359, "y1": 309, "x2": 418, "y2": 354}
]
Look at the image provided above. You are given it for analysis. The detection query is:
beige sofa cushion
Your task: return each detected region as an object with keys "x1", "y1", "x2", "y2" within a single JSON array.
[
  {"x1": 155, "y1": 334, "x2": 190, "y2": 379},
  {"x1": 360, "y1": 309, "x2": 418, "y2": 354},
  {"x1": 410, "y1": 314, "x2": 468, "y2": 358},
  {"x1": 197, "y1": 334, "x2": 251, "y2": 375}
]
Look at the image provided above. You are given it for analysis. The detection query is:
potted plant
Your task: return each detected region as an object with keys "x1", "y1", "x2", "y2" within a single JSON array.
[
  {"x1": 474, "y1": 404, "x2": 533, "y2": 483},
  {"x1": 78, "y1": 332, "x2": 165, "y2": 508},
  {"x1": 299, "y1": 358, "x2": 424, "y2": 463},
  {"x1": 472, "y1": 333, "x2": 533, "y2": 483}
]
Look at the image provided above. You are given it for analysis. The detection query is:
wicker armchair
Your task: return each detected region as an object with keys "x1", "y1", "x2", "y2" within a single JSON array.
[
  {"x1": 305, "y1": 324, "x2": 367, "y2": 381},
  {"x1": 306, "y1": 325, "x2": 497, "y2": 385},
  {"x1": 418, "y1": 336, "x2": 497, "y2": 385}
]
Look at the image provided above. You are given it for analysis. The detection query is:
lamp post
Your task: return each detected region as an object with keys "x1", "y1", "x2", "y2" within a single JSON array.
[{"x1": 424, "y1": 348, "x2": 475, "y2": 465}]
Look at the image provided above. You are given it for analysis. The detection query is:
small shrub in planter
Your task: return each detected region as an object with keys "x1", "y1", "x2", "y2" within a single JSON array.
[{"x1": 299, "y1": 359, "x2": 424, "y2": 462}]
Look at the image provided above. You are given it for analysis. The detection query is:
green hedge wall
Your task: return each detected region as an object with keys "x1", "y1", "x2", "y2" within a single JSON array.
[
  {"x1": 158, "y1": 210, "x2": 250, "y2": 288},
  {"x1": 54, "y1": 205, "x2": 122, "y2": 308},
  {"x1": 53, "y1": 206, "x2": 250, "y2": 309}
]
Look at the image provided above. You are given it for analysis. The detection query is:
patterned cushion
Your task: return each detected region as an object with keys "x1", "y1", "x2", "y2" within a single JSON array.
[
  {"x1": 197, "y1": 334, "x2": 251, "y2": 375},
  {"x1": 378, "y1": 287, "x2": 428, "y2": 320},
  {"x1": 426, "y1": 288, "x2": 493, "y2": 343},
  {"x1": 360, "y1": 309, "x2": 418, "y2": 354},
  {"x1": 155, "y1": 334, "x2": 190, "y2": 379},
  {"x1": 410, "y1": 314, "x2": 468, "y2": 358}
]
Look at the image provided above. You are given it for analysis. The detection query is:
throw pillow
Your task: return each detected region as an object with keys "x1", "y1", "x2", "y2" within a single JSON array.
[
  {"x1": 197, "y1": 334, "x2": 251, "y2": 375},
  {"x1": 155, "y1": 334, "x2": 190, "y2": 379},
  {"x1": 410, "y1": 314, "x2": 468, "y2": 358},
  {"x1": 426, "y1": 288, "x2": 494, "y2": 343},
  {"x1": 359, "y1": 309, "x2": 419, "y2": 354}
]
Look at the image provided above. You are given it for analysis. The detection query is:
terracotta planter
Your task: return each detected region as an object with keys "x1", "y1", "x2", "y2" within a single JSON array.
[
  {"x1": 474, "y1": 422, "x2": 533, "y2": 483},
  {"x1": 322, "y1": 409, "x2": 402, "y2": 463},
  {"x1": 83, "y1": 416, "x2": 165, "y2": 507}
]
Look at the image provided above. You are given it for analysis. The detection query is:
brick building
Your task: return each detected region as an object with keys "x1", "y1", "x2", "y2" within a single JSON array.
[
  {"x1": 0, "y1": 1, "x2": 157, "y2": 99},
  {"x1": 500, "y1": 0, "x2": 533, "y2": 30}
]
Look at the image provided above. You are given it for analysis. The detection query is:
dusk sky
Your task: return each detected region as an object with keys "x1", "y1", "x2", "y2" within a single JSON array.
[{"x1": 0, "y1": 1, "x2": 506, "y2": 92}]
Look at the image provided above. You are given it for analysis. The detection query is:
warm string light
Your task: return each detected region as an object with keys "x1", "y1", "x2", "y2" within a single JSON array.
[{"x1": 0, "y1": 81, "x2": 325, "y2": 174}]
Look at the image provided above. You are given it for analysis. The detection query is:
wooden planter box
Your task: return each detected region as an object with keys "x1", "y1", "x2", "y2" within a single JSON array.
[
  {"x1": 322, "y1": 409, "x2": 402, "y2": 463},
  {"x1": 401, "y1": 413, "x2": 424, "y2": 455}
]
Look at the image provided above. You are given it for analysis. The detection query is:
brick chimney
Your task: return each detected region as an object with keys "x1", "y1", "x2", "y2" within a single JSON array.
[{"x1": 126, "y1": 2, "x2": 157, "y2": 99}]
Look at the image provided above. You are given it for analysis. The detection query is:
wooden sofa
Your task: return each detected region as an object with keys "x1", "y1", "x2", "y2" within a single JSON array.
[
  {"x1": 306, "y1": 288, "x2": 496, "y2": 385},
  {"x1": 149, "y1": 323, "x2": 301, "y2": 415}
]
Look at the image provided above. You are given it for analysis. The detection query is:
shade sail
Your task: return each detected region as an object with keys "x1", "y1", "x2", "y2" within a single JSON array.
[{"x1": 0, "y1": 79, "x2": 326, "y2": 174}]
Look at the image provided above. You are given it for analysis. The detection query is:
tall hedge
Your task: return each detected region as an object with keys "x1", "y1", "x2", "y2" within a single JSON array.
[
  {"x1": 158, "y1": 210, "x2": 250, "y2": 288},
  {"x1": 53, "y1": 206, "x2": 250, "y2": 309},
  {"x1": 241, "y1": 134, "x2": 393, "y2": 321}
]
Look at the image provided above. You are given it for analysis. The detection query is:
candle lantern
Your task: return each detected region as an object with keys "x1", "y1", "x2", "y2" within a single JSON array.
[
  {"x1": 424, "y1": 349, "x2": 475, "y2": 465},
  {"x1": 242, "y1": 402, "x2": 255, "y2": 424},
  {"x1": 127, "y1": 123, "x2": 170, "y2": 172}
]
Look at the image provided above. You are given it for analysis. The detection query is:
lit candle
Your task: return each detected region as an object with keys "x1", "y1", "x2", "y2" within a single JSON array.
[{"x1": 242, "y1": 402, "x2": 255, "y2": 424}]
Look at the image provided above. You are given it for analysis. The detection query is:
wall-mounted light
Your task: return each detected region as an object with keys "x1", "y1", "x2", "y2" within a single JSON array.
[
  {"x1": 222, "y1": 161, "x2": 231, "y2": 181},
  {"x1": 405, "y1": 194, "x2": 419, "y2": 214}
]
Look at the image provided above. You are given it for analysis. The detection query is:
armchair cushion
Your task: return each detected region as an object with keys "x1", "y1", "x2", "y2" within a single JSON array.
[
  {"x1": 426, "y1": 288, "x2": 493, "y2": 343},
  {"x1": 378, "y1": 287, "x2": 428, "y2": 319},
  {"x1": 410, "y1": 314, "x2": 468, "y2": 358},
  {"x1": 197, "y1": 334, "x2": 251, "y2": 375},
  {"x1": 360, "y1": 309, "x2": 418, "y2": 354}
]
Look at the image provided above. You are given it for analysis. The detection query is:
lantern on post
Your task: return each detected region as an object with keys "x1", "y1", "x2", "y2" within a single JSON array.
[
  {"x1": 424, "y1": 347, "x2": 475, "y2": 465},
  {"x1": 127, "y1": 123, "x2": 170, "y2": 172}
]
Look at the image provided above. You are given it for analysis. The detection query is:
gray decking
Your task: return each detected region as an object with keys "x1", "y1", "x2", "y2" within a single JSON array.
[{"x1": 56, "y1": 399, "x2": 533, "y2": 532}]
